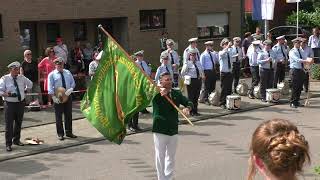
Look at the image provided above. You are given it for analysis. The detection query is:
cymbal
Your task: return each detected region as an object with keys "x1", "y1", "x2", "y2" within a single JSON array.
[{"x1": 55, "y1": 87, "x2": 68, "y2": 103}]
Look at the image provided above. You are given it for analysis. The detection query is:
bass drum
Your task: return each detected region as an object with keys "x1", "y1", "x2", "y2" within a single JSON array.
[{"x1": 208, "y1": 90, "x2": 220, "y2": 106}]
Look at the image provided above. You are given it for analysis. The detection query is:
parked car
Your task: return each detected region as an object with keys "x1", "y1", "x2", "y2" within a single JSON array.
[{"x1": 269, "y1": 26, "x2": 311, "y2": 44}]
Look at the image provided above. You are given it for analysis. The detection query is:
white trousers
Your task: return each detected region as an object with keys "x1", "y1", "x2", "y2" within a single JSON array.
[{"x1": 153, "y1": 133, "x2": 178, "y2": 180}]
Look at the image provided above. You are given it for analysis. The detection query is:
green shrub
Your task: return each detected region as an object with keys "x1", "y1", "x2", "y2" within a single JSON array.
[
  {"x1": 311, "y1": 64, "x2": 320, "y2": 80},
  {"x1": 286, "y1": 7, "x2": 320, "y2": 28},
  {"x1": 315, "y1": 166, "x2": 320, "y2": 175}
]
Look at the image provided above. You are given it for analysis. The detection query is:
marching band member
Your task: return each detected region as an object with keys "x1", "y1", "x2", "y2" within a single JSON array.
[
  {"x1": 0, "y1": 62, "x2": 33, "y2": 151},
  {"x1": 231, "y1": 37, "x2": 243, "y2": 93},
  {"x1": 218, "y1": 38, "x2": 235, "y2": 109},
  {"x1": 247, "y1": 40, "x2": 262, "y2": 99},
  {"x1": 289, "y1": 38, "x2": 313, "y2": 108},
  {"x1": 181, "y1": 48, "x2": 204, "y2": 116},
  {"x1": 165, "y1": 39, "x2": 180, "y2": 87},
  {"x1": 199, "y1": 41, "x2": 218, "y2": 103},
  {"x1": 272, "y1": 35, "x2": 288, "y2": 88},
  {"x1": 257, "y1": 40, "x2": 278, "y2": 102},
  {"x1": 183, "y1": 37, "x2": 200, "y2": 64},
  {"x1": 155, "y1": 52, "x2": 173, "y2": 85},
  {"x1": 48, "y1": 58, "x2": 77, "y2": 140}
]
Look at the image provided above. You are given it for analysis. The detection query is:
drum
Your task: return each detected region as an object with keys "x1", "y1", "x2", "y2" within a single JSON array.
[
  {"x1": 226, "y1": 95, "x2": 241, "y2": 110},
  {"x1": 253, "y1": 85, "x2": 261, "y2": 99},
  {"x1": 208, "y1": 90, "x2": 220, "y2": 106},
  {"x1": 236, "y1": 79, "x2": 249, "y2": 96},
  {"x1": 266, "y1": 88, "x2": 281, "y2": 103},
  {"x1": 277, "y1": 80, "x2": 289, "y2": 95}
]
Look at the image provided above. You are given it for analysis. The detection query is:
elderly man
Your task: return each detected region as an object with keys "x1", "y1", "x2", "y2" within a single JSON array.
[
  {"x1": 183, "y1": 37, "x2": 200, "y2": 64},
  {"x1": 0, "y1": 61, "x2": 33, "y2": 151},
  {"x1": 54, "y1": 37, "x2": 69, "y2": 68},
  {"x1": 301, "y1": 38, "x2": 314, "y2": 93},
  {"x1": 20, "y1": 50, "x2": 42, "y2": 105},
  {"x1": 48, "y1": 58, "x2": 76, "y2": 140}
]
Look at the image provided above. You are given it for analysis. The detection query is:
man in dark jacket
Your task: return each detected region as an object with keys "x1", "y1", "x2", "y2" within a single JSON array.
[{"x1": 152, "y1": 72, "x2": 193, "y2": 180}]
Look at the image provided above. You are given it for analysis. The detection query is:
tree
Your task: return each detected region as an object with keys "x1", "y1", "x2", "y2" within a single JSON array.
[{"x1": 286, "y1": 7, "x2": 320, "y2": 28}]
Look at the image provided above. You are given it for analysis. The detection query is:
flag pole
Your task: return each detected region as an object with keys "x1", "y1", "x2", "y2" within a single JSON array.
[{"x1": 97, "y1": 25, "x2": 194, "y2": 126}]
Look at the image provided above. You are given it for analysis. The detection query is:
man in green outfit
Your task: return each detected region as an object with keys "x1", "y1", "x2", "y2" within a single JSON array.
[{"x1": 152, "y1": 72, "x2": 193, "y2": 180}]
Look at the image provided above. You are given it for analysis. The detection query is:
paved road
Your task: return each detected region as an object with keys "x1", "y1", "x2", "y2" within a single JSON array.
[{"x1": 0, "y1": 98, "x2": 319, "y2": 180}]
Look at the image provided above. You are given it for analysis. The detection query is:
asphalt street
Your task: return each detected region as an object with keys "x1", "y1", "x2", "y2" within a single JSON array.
[{"x1": 0, "y1": 97, "x2": 319, "y2": 180}]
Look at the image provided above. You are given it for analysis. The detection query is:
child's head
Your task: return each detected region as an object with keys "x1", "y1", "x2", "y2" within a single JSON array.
[{"x1": 248, "y1": 119, "x2": 310, "y2": 180}]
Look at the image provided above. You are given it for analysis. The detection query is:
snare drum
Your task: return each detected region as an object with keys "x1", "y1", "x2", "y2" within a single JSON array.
[
  {"x1": 226, "y1": 95, "x2": 241, "y2": 110},
  {"x1": 277, "y1": 81, "x2": 289, "y2": 95},
  {"x1": 208, "y1": 91, "x2": 220, "y2": 106},
  {"x1": 236, "y1": 80, "x2": 249, "y2": 96},
  {"x1": 253, "y1": 86, "x2": 261, "y2": 99},
  {"x1": 266, "y1": 88, "x2": 281, "y2": 103}
]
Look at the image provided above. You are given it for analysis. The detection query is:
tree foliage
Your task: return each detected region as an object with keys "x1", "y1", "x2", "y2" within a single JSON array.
[{"x1": 286, "y1": 7, "x2": 320, "y2": 28}]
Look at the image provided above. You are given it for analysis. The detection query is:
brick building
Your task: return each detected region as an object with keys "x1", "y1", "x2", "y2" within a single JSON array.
[{"x1": 0, "y1": 0, "x2": 242, "y2": 73}]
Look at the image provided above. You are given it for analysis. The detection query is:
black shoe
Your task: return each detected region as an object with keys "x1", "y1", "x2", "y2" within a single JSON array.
[
  {"x1": 129, "y1": 127, "x2": 137, "y2": 132},
  {"x1": 66, "y1": 133, "x2": 77, "y2": 138},
  {"x1": 194, "y1": 112, "x2": 201, "y2": 116},
  {"x1": 58, "y1": 136, "x2": 65, "y2": 141},
  {"x1": 248, "y1": 94, "x2": 255, "y2": 99},
  {"x1": 290, "y1": 103, "x2": 298, "y2": 108},
  {"x1": 13, "y1": 141, "x2": 24, "y2": 146},
  {"x1": 6, "y1": 146, "x2": 12, "y2": 152},
  {"x1": 135, "y1": 126, "x2": 142, "y2": 131},
  {"x1": 261, "y1": 99, "x2": 267, "y2": 103},
  {"x1": 220, "y1": 105, "x2": 227, "y2": 109},
  {"x1": 140, "y1": 109, "x2": 150, "y2": 114}
]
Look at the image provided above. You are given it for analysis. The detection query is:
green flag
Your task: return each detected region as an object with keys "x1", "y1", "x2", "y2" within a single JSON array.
[{"x1": 81, "y1": 35, "x2": 159, "y2": 144}]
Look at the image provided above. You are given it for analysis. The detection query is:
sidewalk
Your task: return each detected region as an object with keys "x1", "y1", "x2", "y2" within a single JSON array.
[{"x1": 1, "y1": 87, "x2": 319, "y2": 162}]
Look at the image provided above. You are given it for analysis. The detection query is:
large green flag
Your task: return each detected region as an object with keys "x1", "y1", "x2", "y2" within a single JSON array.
[{"x1": 80, "y1": 35, "x2": 159, "y2": 144}]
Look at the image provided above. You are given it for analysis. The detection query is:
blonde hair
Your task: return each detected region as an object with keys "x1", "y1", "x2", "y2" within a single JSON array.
[
  {"x1": 248, "y1": 119, "x2": 310, "y2": 180},
  {"x1": 23, "y1": 50, "x2": 32, "y2": 57}
]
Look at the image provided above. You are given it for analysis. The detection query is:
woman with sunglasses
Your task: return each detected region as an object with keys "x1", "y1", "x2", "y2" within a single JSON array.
[{"x1": 38, "y1": 47, "x2": 57, "y2": 106}]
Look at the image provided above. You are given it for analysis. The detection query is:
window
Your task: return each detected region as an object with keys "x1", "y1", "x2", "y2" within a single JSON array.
[
  {"x1": 140, "y1": 9, "x2": 166, "y2": 30},
  {"x1": 47, "y1": 23, "x2": 60, "y2": 43},
  {"x1": 197, "y1": 13, "x2": 229, "y2": 39},
  {"x1": 73, "y1": 22, "x2": 87, "y2": 41},
  {"x1": 0, "y1": 14, "x2": 3, "y2": 38}
]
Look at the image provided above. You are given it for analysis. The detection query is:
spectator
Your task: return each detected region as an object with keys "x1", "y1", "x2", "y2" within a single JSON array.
[
  {"x1": 83, "y1": 42, "x2": 94, "y2": 74},
  {"x1": 159, "y1": 30, "x2": 168, "y2": 52},
  {"x1": 94, "y1": 41, "x2": 104, "y2": 53},
  {"x1": 38, "y1": 47, "x2": 57, "y2": 106},
  {"x1": 70, "y1": 41, "x2": 85, "y2": 74},
  {"x1": 20, "y1": 50, "x2": 42, "y2": 105},
  {"x1": 248, "y1": 119, "x2": 310, "y2": 180},
  {"x1": 53, "y1": 37, "x2": 69, "y2": 69},
  {"x1": 308, "y1": 27, "x2": 320, "y2": 60},
  {"x1": 88, "y1": 51, "x2": 100, "y2": 80}
]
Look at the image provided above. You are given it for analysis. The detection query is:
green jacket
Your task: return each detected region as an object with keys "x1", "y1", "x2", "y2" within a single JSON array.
[{"x1": 152, "y1": 89, "x2": 193, "y2": 136}]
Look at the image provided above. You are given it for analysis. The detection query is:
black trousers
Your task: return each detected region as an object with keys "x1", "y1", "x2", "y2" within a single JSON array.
[
  {"x1": 54, "y1": 97, "x2": 73, "y2": 136},
  {"x1": 290, "y1": 69, "x2": 304, "y2": 105},
  {"x1": 249, "y1": 66, "x2": 260, "y2": 96},
  {"x1": 232, "y1": 62, "x2": 241, "y2": 91},
  {"x1": 173, "y1": 73, "x2": 179, "y2": 88},
  {"x1": 274, "y1": 62, "x2": 285, "y2": 88},
  {"x1": 187, "y1": 78, "x2": 202, "y2": 113},
  {"x1": 128, "y1": 112, "x2": 139, "y2": 128},
  {"x1": 4, "y1": 101, "x2": 25, "y2": 146},
  {"x1": 201, "y1": 70, "x2": 217, "y2": 101},
  {"x1": 260, "y1": 68, "x2": 274, "y2": 100},
  {"x1": 303, "y1": 72, "x2": 309, "y2": 92},
  {"x1": 220, "y1": 72, "x2": 233, "y2": 106}
]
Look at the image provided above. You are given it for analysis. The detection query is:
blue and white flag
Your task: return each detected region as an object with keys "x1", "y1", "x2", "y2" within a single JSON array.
[{"x1": 253, "y1": 0, "x2": 275, "y2": 20}]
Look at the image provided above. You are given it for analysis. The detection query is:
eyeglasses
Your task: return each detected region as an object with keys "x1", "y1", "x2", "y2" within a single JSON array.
[{"x1": 189, "y1": 53, "x2": 196, "y2": 56}]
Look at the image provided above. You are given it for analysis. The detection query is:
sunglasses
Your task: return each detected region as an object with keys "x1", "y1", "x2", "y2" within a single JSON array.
[
  {"x1": 54, "y1": 62, "x2": 62, "y2": 65},
  {"x1": 26, "y1": 53, "x2": 32, "y2": 55}
]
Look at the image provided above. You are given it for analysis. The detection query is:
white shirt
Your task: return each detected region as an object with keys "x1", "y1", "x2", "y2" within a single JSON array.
[
  {"x1": 0, "y1": 74, "x2": 33, "y2": 102},
  {"x1": 308, "y1": 35, "x2": 320, "y2": 48},
  {"x1": 54, "y1": 44, "x2": 68, "y2": 63}
]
